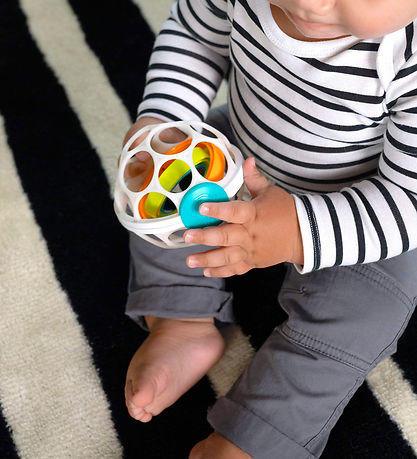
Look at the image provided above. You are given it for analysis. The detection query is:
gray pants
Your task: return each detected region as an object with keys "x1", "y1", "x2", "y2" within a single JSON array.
[{"x1": 126, "y1": 106, "x2": 417, "y2": 459}]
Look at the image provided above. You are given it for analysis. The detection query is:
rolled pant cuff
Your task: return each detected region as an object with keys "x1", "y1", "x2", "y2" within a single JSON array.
[
  {"x1": 126, "y1": 285, "x2": 235, "y2": 331},
  {"x1": 207, "y1": 396, "x2": 316, "y2": 459}
]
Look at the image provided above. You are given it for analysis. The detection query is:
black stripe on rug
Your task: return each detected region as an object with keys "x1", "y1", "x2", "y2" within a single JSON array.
[
  {"x1": 0, "y1": 409, "x2": 18, "y2": 459},
  {"x1": 0, "y1": 2, "x2": 215, "y2": 457},
  {"x1": 323, "y1": 384, "x2": 416, "y2": 458},
  {"x1": 68, "y1": 0, "x2": 155, "y2": 121},
  {"x1": 393, "y1": 311, "x2": 417, "y2": 394}
]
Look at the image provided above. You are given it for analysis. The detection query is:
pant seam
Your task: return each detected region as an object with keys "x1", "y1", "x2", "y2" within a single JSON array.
[
  {"x1": 304, "y1": 375, "x2": 364, "y2": 450},
  {"x1": 305, "y1": 302, "x2": 414, "y2": 450},
  {"x1": 228, "y1": 397, "x2": 316, "y2": 459},
  {"x1": 345, "y1": 265, "x2": 413, "y2": 310},
  {"x1": 367, "y1": 301, "x2": 415, "y2": 368},
  {"x1": 280, "y1": 325, "x2": 369, "y2": 373}
]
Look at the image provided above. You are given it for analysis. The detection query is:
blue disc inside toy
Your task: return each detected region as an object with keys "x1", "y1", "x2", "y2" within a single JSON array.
[{"x1": 179, "y1": 182, "x2": 229, "y2": 229}]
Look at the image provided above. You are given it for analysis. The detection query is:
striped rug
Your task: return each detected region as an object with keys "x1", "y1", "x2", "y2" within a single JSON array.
[{"x1": 1, "y1": 1, "x2": 416, "y2": 457}]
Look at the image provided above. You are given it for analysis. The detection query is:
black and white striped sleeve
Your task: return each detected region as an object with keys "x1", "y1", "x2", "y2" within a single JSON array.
[
  {"x1": 137, "y1": 0, "x2": 231, "y2": 122},
  {"x1": 293, "y1": 24, "x2": 417, "y2": 273}
]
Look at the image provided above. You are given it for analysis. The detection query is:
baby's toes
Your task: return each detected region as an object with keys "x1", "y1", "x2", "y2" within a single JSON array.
[
  {"x1": 135, "y1": 409, "x2": 153, "y2": 423},
  {"x1": 127, "y1": 402, "x2": 153, "y2": 422}
]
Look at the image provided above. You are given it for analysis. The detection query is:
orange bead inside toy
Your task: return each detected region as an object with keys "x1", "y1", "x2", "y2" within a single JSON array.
[{"x1": 138, "y1": 139, "x2": 227, "y2": 219}]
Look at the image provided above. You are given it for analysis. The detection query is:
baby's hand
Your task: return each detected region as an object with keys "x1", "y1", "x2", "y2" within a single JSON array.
[
  {"x1": 184, "y1": 158, "x2": 303, "y2": 277},
  {"x1": 120, "y1": 116, "x2": 187, "y2": 189}
]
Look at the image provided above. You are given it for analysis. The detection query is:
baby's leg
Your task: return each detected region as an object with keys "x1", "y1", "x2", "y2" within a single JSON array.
[
  {"x1": 206, "y1": 250, "x2": 417, "y2": 458},
  {"x1": 124, "y1": 233, "x2": 235, "y2": 422}
]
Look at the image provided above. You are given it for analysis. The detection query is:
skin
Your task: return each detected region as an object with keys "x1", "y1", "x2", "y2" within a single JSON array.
[
  {"x1": 268, "y1": 0, "x2": 417, "y2": 42},
  {"x1": 124, "y1": 2, "x2": 417, "y2": 458}
]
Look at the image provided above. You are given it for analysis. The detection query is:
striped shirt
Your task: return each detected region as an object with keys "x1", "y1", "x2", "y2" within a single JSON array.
[{"x1": 137, "y1": 0, "x2": 417, "y2": 273}]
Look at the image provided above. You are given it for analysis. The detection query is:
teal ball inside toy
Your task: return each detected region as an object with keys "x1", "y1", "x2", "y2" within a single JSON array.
[{"x1": 179, "y1": 182, "x2": 229, "y2": 229}]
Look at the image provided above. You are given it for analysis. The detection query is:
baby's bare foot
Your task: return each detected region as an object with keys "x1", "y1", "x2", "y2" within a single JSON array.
[{"x1": 125, "y1": 317, "x2": 225, "y2": 422}]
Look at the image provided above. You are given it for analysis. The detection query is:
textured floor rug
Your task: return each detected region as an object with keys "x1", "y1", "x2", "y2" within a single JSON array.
[{"x1": 1, "y1": 1, "x2": 417, "y2": 458}]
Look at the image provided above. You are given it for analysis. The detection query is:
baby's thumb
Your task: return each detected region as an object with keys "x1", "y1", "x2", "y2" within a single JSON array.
[{"x1": 243, "y1": 157, "x2": 269, "y2": 197}]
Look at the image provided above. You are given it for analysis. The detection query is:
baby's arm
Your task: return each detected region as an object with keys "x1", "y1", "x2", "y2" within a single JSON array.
[
  {"x1": 186, "y1": 112, "x2": 417, "y2": 277},
  {"x1": 124, "y1": 0, "x2": 232, "y2": 172},
  {"x1": 136, "y1": 0, "x2": 231, "y2": 125},
  {"x1": 185, "y1": 26, "x2": 417, "y2": 276},
  {"x1": 286, "y1": 40, "x2": 417, "y2": 273}
]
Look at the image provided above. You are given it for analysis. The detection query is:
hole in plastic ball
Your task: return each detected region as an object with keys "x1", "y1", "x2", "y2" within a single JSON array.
[
  {"x1": 146, "y1": 234, "x2": 164, "y2": 243},
  {"x1": 159, "y1": 159, "x2": 192, "y2": 193},
  {"x1": 168, "y1": 229, "x2": 186, "y2": 243},
  {"x1": 125, "y1": 202, "x2": 133, "y2": 217},
  {"x1": 124, "y1": 151, "x2": 154, "y2": 192},
  {"x1": 190, "y1": 122, "x2": 218, "y2": 139},
  {"x1": 193, "y1": 142, "x2": 227, "y2": 182},
  {"x1": 150, "y1": 126, "x2": 189, "y2": 154},
  {"x1": 138, "y1": 192, "x2": 178, "y2": 219}
]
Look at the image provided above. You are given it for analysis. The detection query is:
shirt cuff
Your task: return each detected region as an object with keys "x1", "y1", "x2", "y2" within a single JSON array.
[{"x1": 292, "y1": 195, "x2": 316, "y2": 274}]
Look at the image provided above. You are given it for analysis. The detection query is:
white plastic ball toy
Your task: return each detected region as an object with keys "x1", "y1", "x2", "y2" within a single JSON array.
[{"x1": 114, "y1": 121, "x2": 244, "y2": 248}]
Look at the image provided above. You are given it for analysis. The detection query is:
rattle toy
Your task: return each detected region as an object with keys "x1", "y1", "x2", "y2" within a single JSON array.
[{"x1": 114, "y1": 121, "x2": 244, "y2": 248}]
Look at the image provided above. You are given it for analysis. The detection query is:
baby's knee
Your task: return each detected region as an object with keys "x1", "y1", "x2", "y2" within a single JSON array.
[{"x1": 278, "y1": 264, "x2": 416, "y2": 372}]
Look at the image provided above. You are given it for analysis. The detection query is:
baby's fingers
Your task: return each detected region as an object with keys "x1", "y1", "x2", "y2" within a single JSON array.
[
  {"x1": 204, "y1": 261, "x2": 252, "y2": 278},
  {"x1": 187, "y1": 246, "x2": 247, "y2": 269},
  {"x1": 199, "y1": 200, "x2": 255, "y2": 225},
  {"x1": 184, "y1": 223, "x2": 248, "y2": 247}
]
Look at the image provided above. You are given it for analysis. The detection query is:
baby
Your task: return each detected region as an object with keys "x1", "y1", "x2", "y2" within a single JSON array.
[{"x1": 122, "y1": 0, "x2": 417, "y2": 457}]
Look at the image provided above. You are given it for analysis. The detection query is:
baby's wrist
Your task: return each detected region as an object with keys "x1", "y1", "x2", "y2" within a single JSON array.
[
  {"x1": 287, "y1": 196, "x2": 304, "y2": 266},
  {"x1": 289, "y1": 222, "x2": 304, "y2": 265}
]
